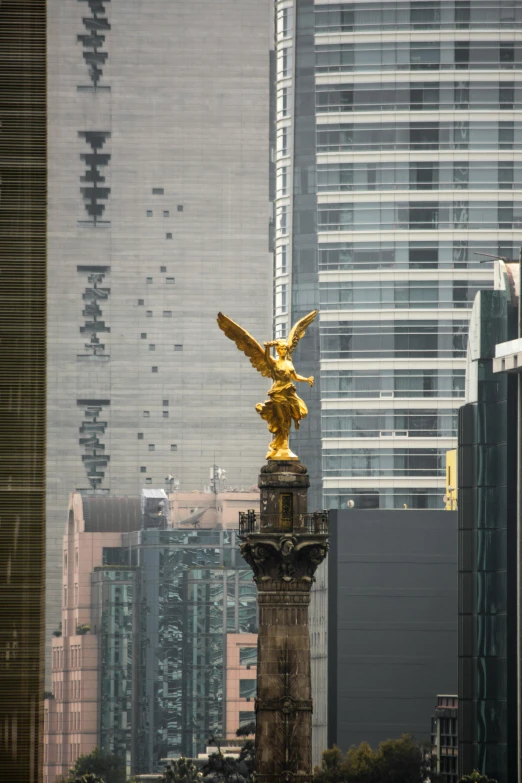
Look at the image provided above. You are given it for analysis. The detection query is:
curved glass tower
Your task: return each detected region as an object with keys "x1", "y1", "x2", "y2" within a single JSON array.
[{"x1": 275, "y1": 0, "x2": 522, "y2": 513}]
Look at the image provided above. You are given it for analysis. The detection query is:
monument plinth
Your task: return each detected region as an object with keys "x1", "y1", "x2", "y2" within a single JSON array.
[{"x1": 239, "y1": 461, "x2": 328, "y2": 783}]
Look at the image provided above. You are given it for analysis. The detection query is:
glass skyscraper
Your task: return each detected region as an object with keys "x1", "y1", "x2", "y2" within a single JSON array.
[
  {"x1": 95, "y1": 528, "x2": 257, "y2": 773},
  {"x1": 275, "y1": 0, "x2": 522, "y2": 512}
]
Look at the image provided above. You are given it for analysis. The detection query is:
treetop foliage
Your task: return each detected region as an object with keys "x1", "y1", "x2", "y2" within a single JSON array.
[
  {"x1": 313, "y1": 734, "x2": 436, "y2": 783},
  {"x1": 457, "y1": 772, "x2": 498, "y2": 783}
]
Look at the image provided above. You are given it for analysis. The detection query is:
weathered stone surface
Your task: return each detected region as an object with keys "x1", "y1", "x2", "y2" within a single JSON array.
[{"x1": 239, "y1": 462, "x2": 328, "y2": 783}]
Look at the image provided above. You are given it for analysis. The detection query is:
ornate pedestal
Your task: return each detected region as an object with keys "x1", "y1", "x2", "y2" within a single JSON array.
[{"x1": 239, "y1": 461, "x2": 328, "y2": 783}]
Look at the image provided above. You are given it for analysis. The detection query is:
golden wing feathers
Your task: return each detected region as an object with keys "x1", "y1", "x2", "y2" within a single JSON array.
[
  {"x1": 217, "y1": 312, "x2": 273, "y2": 378},
  {"x1": 288, "y1": 309, "x2": 318, "y2": 354}
]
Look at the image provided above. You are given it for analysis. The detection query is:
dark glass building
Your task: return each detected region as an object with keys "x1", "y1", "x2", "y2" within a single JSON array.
[
  {"x1": 96, "y1": 527, "x2": 257, "y2": 773},
  {"x1": 458, "y1": 262, "x2": 518, "y2": 783},
  {"x1": 328, "y1": 508, "x2": 457, "y2": 750}
]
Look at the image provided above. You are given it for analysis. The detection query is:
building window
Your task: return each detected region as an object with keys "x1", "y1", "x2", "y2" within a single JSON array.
[
  {"x1": 149, "y1": 344, "x2": 155, "y2": 351},
  {"x1": 147, "y1": 277, "x2": 153, "y2": 284},
  {"x1": 163, "y1": 399, "x2": 169, "y2": 406},
  {"x1": 138, "y1": 299, "x2": 144, "y2": 306},
  {"x1": 278, "y1": 204, "x2": 288, "y2": 235},
  {"x1": 152, "y1": 366, "x2": 158, "y2": 373},
  {"x1": 240, "y1": 679, "x2": 257, "y2": 700},
  {"x1": 275, "y1": 321, "x2": 288, "y2": 339},
  {"x1": 141, "y1": 333, "x2": 147, "y2": 339},
  {"x1": 276, "y1": 244, "x2": 288, "y2": 275},
  {"x1": 163, "y1": 411, "x2": 169, "y2": 418},
  {"x1": 140, "y1": 467, "x2": 146, "y2": 473},
  {"x1": 280, "y1": 126, "x2": 288, "y2": 157},
  {"x1": 152, "y1": 188, "x2": 164, "y2": 195},
  {"x1": 174, "y1": 344, "x2": 183, "y2": 351},
  {"x1": 275, "y1": 283, "x2": 288, "y2": 315},
  {"x1": 177, "y1": 205, "x2": 183, "y2": 212},
  {"x1": 239, "y1": 711, "x2": 255, "y2": 726},
  {"x1": 163, "y1": 210, "x2": 169, "y2": 217},
  {"x1": 160, "y1": 265, "x2": 167, "y2": 272},
  {"x1": 148, "y1": 444, "x2": 155, "y2": 452},
  {"x1": 171, "y1": 444, "x2": 177, "y2": 451},
  {"x1": 138, "y1": 433, "x2": 143, "y2": 440},
  {"x1": 166, "y1": 233, "x2": 172, "y2": 239},
  {"x1": 239, "y1": 647, "x2": 257, "y2": 667},
  {"x1": 146, "y1": 210, "x2": 152, "y2": 217},
  {"x1": 143, "y1": 411, "x2": 150, "y2": 417},
  {"x1": 145, "y1": 478, "x2": 152, "y2": 485},
  {"x1": 166, "y1": 277, "x2": 175, "y2": 284},
  {"x1": 146, "y1": 310, "x2": 152, "y2": 317},
  {"x1": 281, "y1": 166, "x2": 288, "y2": 195},
  {"x1": 163, "y1": 310, "x2": 172, "y2": 317}
]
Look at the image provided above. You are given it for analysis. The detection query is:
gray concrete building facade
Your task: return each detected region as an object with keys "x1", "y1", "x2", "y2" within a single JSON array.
[
  {"x1": 328, "y1": 509, "x2": 457, "y2": 750},
  {"x1": 47, "y1": 0, "x2": 272, "y2": 670}
]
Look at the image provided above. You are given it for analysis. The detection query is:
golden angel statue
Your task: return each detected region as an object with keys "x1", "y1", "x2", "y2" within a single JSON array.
[{"x1": 217, "y1": 310, "x2": 318, "y2": 461}]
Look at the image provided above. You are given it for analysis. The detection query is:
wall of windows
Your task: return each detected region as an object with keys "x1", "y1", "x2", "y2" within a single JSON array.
[
  {"x1": 317, "y1": 160, "x2": 522, "y2": 192},
  {"x1": 317, "y1": 121, "x2": 521, "y2": 152},
  {"x1": 98, "y1": 529, "x2": 259, "y2": 774},
  {"x1": 317, "y1": 81, "x2": 522, "y2": 114},
  {"x1": 323, "y1": 448, "x2": 447, "y2": 476},
  {"x1": 315, "y1": 41, "x2": 522, "y2": 73},
  {"x1": 315, "y1": 2, "x2": 522, "y2": 33},
  {"x1": 321, "y1": 320, "x2": 469, "y2": 359},
  {"x1": 318, "y1": 241, "x2": 517, "y2": 271},
  {"x1": 318, "y1": 201, "x2": 522, "y2": 232},
  {"x1": 324, "y1": 487, "x2": 444, "y2": 509},
  {"x1": 322, "y1": 409, "x2": 458, "y2": 438},
  {"x1": 319, "y1": 280, "x2": 488, "y2": 310},
  {"x1": 321, "y1": 369, "x2": 465, "y2": 399}
]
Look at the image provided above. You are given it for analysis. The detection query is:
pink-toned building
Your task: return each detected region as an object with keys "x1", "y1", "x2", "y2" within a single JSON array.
[
  {"x1": 44, "y1": 493, "x2": 141, "y2": 783},
  {"x1": 225, "y1": 634, "x2": 258, "y2": 739},
  {"x1": 44, "y1": 489, "x2": 259, "y2": 782}
]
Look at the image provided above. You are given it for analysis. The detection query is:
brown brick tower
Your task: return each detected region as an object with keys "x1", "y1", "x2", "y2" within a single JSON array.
[{"x1": 239, "y1": 460, "x2": 328, "y2": 783}]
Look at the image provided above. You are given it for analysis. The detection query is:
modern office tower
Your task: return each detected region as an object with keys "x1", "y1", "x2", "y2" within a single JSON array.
[
  {"x1": 44, "y1": 490, "x2": 259, "y2": 782},
  {"x1": 275, "y1": 0, "x2": 522, "y2": 513},
  {"x1": 46, "y1": 0, "x2": 272, "y2": 672},
  {"x1": 0, "y1": 2, "x2": 46, "y2": 781},
  {"x1": 431, "y1": 695, "x2": 459, "y2": 783},
  {"x1": 458, "y1": 260, "x2": 518, "y2": 783},
  {"x1": 327, "y1": 509, "x2": 457, "y2": 751}
]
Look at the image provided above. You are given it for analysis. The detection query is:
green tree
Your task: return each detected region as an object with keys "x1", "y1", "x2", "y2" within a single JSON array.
[
  {"x1": 66, "y1": 747, "x2": 126, "y2": 783},
  {"x1": 458, "y1": 773, "x2": 498, "y2": 783},
  {"x1": 69, "y1": 775, "x2": 104, "y2": 783},
  {"x1": 314, "y1": 735, "x2": 437, "y2": 783},
  {"x1": 162, "y1": 756, "x2": 202, "y2": 783},
  {"x1": 314, "y1": 745, "x2": 347, "y2": 783},
  {"x1": 202, "y1": 723, "x2": 255, "y2": 783}
]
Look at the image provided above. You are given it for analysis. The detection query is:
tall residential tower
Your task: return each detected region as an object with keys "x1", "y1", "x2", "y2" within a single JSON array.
[
  {"x1": 276, "y1": 0, "x2": 522, "y2": 512},
  {"x1": 47, "y1": 0, "x2": 272, "y2": 666}
]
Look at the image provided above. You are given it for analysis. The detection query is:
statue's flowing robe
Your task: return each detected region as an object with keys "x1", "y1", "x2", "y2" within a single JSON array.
[{"x1": 256, "y1": 380, "x2": 308, "y2": 450}]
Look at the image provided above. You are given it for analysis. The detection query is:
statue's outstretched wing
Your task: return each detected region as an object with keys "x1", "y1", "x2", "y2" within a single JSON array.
[
  {"x1": 287, "y1": 309, "x2": 318, "y2": 355},
  {"x1": 217, "y1": 312, "x2": 273, "y2": 378}
]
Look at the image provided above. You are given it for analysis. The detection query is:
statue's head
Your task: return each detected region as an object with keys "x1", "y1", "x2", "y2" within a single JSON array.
[{"x1": 275, "y1": 340, "x2": 289, "y2": 358}]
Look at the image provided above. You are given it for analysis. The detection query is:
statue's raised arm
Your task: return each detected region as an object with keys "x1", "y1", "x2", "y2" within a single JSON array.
[{"x1": 217, "y1": 309, "x2": 318, "y2": 461}]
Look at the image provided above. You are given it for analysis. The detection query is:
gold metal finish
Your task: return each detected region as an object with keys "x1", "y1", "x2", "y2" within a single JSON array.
[{"x1": 217, "y1": 310, "x2": 318, "y2": 460}]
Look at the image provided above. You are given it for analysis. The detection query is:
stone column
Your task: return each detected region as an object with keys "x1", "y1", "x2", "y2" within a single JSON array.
[{"x1": 239, "y1": 461, "x2": 328, "y2": 783}]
